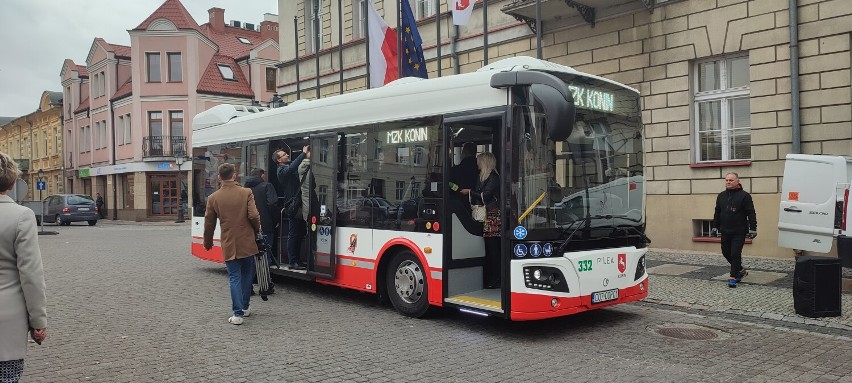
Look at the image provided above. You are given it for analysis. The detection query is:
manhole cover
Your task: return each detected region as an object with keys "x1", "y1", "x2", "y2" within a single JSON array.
[{"x1": 655, "y1": 326, "x2": 719, "y2": 340}]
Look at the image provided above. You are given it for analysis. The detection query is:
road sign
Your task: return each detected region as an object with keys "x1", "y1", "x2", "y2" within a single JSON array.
[{"x1": 37, "y1": 181, "x2": 46, "y2": 191}]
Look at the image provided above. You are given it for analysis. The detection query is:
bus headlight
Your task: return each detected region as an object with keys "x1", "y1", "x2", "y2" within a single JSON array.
[
  {"x1": 634, "y1": 255, "x2": 646, "y2": 281},
  {"x1": 523, "y1": 266, "x2": 569, "y2": 292}
]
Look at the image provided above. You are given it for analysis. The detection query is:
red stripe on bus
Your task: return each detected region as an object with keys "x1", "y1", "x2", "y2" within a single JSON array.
[
  {"x1": 509, "y1": 278, "x2": 649, "y2": 321},
  {"x1": 191, "y1": 243, "x2": 225, "y2": 263}
]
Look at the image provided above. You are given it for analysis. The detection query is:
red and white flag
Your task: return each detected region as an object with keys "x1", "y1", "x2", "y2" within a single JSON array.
[
  {"x1": 452, "y1": 0, "x2": 474, "y2": 26},
  {"x1": 367, "y1": 0, "x2": 398, "y2": 88}
]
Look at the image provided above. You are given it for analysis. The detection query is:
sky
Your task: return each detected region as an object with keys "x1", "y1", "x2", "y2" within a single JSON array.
[{"x1": 0, "y1": 0, "x2": 277, "y2": 117}]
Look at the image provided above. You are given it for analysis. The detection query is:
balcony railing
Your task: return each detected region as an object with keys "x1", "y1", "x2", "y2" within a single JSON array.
[{"x1": 143, "y1": 136, "x2": 187, "y2": 158}]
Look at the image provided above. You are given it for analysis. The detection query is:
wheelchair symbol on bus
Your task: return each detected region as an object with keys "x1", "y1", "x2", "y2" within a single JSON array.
[{"x1": 514, "y1": 244, "x2": 528, "y2": 258}]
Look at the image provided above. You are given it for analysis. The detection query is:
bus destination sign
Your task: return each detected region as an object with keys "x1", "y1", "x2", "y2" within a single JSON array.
[
  {"x1": 387, "y1": 127, "x2": 428, "y2": 144},
  {"x1": 568, "y1": 85, "x2": 615, "y2": 113}
]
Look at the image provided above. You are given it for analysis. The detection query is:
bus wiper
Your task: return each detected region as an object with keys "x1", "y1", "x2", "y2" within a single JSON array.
[
  {"x1": 588, "y1": 221, "x2": 651, "y2": 245},
  {"x1": 590, "y1": 214, "x2": 642, "y2": 223}
]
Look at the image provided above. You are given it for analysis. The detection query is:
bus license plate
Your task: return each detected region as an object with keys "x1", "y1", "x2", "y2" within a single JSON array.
[
  {"x1": 78, "y1": 208, "x2": 89, "y2": 211},
  {"x1": 591, "y1": 289, "x2": 619, "y2": 304}
]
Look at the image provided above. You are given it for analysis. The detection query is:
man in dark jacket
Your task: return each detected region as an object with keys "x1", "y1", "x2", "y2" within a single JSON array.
[
  {"x1": 449, "y1": 142, "x2": 479, "y2": 203},
  {"x1": 244, "y1": 168, "x2": 279, "y2": 270},
  {"x1": 275, "y1": 146, "x2": 309, "y2": 270},
  {"x1": 713, "y1": 172, "x2": 757, "y2": 288}
]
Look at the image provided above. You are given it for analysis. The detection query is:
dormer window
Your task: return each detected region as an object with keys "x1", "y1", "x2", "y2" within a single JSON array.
[
  {"x1": 237, "y1": 37, "x2": 251, "y2": 44},
  {"x1": 217, "y1": 64, "x2": 236, "y2": 81}
]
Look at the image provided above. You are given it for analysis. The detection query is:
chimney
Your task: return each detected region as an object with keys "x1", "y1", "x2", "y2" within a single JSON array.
[
  {"x1": 208, "y1": 7, "x2": 225, "y2": 33},
  {"x1": 260, "y1": 20, "x2": 279, "y2": 43}
]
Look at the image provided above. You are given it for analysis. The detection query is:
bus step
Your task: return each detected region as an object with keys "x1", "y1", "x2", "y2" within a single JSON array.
[{"x1": 446, "y1": 290, "x2": 503, "y2": 313}]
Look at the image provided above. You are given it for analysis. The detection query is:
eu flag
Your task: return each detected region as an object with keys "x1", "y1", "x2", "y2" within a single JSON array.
[{"x1": 399, "y1": 0, "x2": 428, "y2": 79}]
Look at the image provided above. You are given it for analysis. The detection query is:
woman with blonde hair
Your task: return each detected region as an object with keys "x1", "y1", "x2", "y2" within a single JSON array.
[
  {"x1": 473, "y1": 152, "x2": 501, "y2": 288},
  {"x1": 0, "y1": 152, "x2": 47, "y2": 382}
]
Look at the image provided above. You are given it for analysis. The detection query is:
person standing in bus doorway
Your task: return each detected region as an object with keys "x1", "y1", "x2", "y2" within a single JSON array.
[
  {"x1": 275, "y1": 145, "x2": 309, "y2": 270},
  {"x1": 712, "y1": 172, "x2": 757, "y2": 288},
  {"x1": 473, "y1": 152, "x2": 502, "y2": 289},
  {"x1": 245, "y1": 168, "x2": 279, "y2": 273},
  {"x1": 95, "y1": 193, "x2": 105, "y2": 219},
  {"x1": 0, "y1": 151, "x2": 48, "y2": 382},
  {"x1": 298, "y1": 147, "x2": 320, "y2": 254},
  {"x1": 203, "y1": 163, "x2": 261, "y2": 325},
  {"x1": 450, "y1": 142, "x2": 479, "y2": 204}
]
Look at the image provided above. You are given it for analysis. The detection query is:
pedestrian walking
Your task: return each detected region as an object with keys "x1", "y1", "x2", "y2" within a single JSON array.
[
  {"x1": 0, "y1": 151, "x2": 47, "y2": 382},
  {"x1": 95, "y1": 193, "x2": 105, "y2": 219},
  {"x1": 203, "y1": 163, "x2": 261, "y2": 325},
  {"x1": 713, "y1": 172, "x2": 757, "y2": 288},
  {"x1": 275, "y1": 145, "x2": 309, "y2": 270}
]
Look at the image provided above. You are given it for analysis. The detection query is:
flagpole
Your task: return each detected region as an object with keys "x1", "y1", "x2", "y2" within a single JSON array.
[
  {"x1": 483, "y1": 0, "x2": 488, "y2": 66},
  {"x1": 435, "y1": 0, "x2": 441, "y2": 77},
  {"x1": 364, "y1": 0, "x2": 370, "y2": 89},
  {"x1": 315, "y1": 0, "x2": 322, "y2": 99},
  {"x1": 338, "y1": 0, "x2": 344, "y2": 94},
  {"x1": 535, "y1": 0, "x2": 542, "y2": 59},
  {"x1": 294, "y1": 16, "x2": 301, "y2": 100},
  {"x1": 397, "y1": 0, "x2": 403, "y2": 80}
]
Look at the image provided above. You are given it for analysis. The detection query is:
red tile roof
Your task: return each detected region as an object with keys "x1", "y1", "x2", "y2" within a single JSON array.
[
  {"x1": 63, "y1": 59, "x2": 89, "y2": 79},
  {"x1": 199, "y1": 24, "x2": 263, "y2": 59},
  {"x1": 74, "y1": 97, "x2": 90, "y2": 114},
  {"x1": 196, "y1": 55, "x2": 253, "y2": 98},
  {"x1": 134, "y1": 0, "x2": 200, "y2": 32},
  {"x1": 107, "y1": 43, "x2": 131, "y2": 59},
  {"x1": 111, "y1": 78, "x2": 132, "y2": 101}
]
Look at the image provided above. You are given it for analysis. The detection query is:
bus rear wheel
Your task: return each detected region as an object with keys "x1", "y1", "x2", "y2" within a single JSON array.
[{"x1": 386, "y1": 250, "x2": 430, "y2": 318}]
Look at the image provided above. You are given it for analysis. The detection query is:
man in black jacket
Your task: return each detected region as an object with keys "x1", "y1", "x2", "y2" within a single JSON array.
[
  {"x1": 275, "y1": 146, "x2": 308, "y2": 270},
  {"x1": 244, "y1": 168, "x2": 279, "y2": 270},
  {"x1": 713, "y1": 172, "x2": 757, "y2": 288}
]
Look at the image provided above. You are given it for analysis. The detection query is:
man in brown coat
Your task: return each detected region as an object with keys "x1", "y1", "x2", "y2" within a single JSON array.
[{"x1": 203, "y1": 163, "x2": 261, "y2": 325}]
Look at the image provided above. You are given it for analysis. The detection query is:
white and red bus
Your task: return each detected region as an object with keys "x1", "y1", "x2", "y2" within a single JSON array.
[{"x1": 190, "y1": 56, "x2": 649, "y2": 320}]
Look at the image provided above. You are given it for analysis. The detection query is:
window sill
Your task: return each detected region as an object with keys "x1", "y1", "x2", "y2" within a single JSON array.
[
  {"x1": 692, "y1": 237, "x2": 753, "y2": 244},
  {"x1": 690, "y1": 161, "x2": 751, "y2": 168}
]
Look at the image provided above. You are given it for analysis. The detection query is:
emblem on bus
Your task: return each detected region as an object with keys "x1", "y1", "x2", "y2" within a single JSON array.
[
  {"x1": 348, "y1": 234, "x2": 358, "y2": 253},
  {"x1": 617, "y1": 253, "x2": 627, "y2": 273},
  {"x1": 514, "y1": 244, "x2": 528, "y2": 257},
  {"x1": 530, "y1": 243, "x2": 542, "y2": 257}
]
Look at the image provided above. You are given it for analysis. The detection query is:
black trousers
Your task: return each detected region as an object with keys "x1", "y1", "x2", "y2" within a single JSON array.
[
  {"x1": 720, "y1": 232, "x2": 746, "y2": 277},
  {"x1": 484, "y1": 236, "x2": 501, "y2": 287}
]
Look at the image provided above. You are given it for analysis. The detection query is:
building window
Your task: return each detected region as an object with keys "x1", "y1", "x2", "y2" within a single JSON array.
[
  {"x1": 306, "y1": 0, "x2": 322, "y2": 53},
  {"x1": 266, "y1": 67, "x2": 276, "y2": 91},
  {"x1": 65, "y1": 86, "x2": 71, "y2": 116},
  {"x1": 149, "y1": 111, "x2": 163, "y2": 137},
  {"x1": 237, "y1": 36, "x2": 251, "y2": 44},
  {"x1": 118, "y1": 115, "x2": 124, "y2": 145},
  {"x1": 167, "y1": 52, "x2": 182, "y2": 82},
  {"x1": 100, "y1": 120, "x2": 107, "y2": 149},
  {"x1": 146, "y1": 52, "x2": 161, "y2": 82},
  {"x1": 395, "y1": 181, "x2": 405, "y2": 200},
  {"x1": 318, "y1": 184, "x2": 328, "y2": 206},
  {"x1": 413, "y1": 146, "x2": 424, "y2": 166},
  {"x1": 217, "y1": 64, "x2": 236, "y2": 81},
  {"x1": 169, "y1": 111, "x2": 183, "y2": 138},
  {"x1": 99, "y1": 71, "x2": 105, "y2": 97},
  {"x1": 124, "y1": 113, "x2": 132, "y2": 144},
  {"x1": 93, "y1": 122, "x2": 100, "y2": 150},
  {"x1": 352, "y1": 0, "x2": 366, "y2": 39},
  {"x1": 414, "y1": 0, "x2": 435, "y2": 19},
  {"x1": 693, "y1": 55, "x2": 750, "y2": 162}
]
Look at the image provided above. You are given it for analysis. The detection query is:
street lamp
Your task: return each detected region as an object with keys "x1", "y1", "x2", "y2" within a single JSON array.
[{"x1": 174, "y1": 155, "x2": 187, "y2": 223}]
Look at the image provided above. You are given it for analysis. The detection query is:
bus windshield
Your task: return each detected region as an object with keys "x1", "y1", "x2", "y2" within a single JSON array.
[{"x1": 514, "y1": 76, "x2": 644, "y2": 249}]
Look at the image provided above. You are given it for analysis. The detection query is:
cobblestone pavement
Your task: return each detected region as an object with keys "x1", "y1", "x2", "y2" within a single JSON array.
[
  {"x1": 646, "y1": 249, "x2": 852, "y2": 331},
  {"x1": 18, "y1": 222, "x2": 852, "y2": 382}
]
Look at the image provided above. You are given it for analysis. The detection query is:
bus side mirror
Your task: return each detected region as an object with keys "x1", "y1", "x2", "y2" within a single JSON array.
[{"x1": 530, "y1": 83, "x2": 575, "y2": 141}]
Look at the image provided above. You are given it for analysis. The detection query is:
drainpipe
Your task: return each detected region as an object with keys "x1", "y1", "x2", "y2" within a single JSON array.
[
  {"x1": 451, "y1": 25, "x2": 460, "y2": 75},
  {"x1": 789, "y1": 0, "x2": 801, "y2": 154},
  {"x1": 109, "y1": 96, "x2": 118, "y2": 221}
]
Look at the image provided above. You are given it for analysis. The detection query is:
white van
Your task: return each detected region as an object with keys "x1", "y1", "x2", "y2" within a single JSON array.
[{"x1": 777, "y1": 154, "x2": 851, "y2": 265}]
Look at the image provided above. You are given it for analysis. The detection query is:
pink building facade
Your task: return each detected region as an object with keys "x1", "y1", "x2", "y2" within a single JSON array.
[{"x1": 60, "y1": 0, "x2": 279, "y2": 220}]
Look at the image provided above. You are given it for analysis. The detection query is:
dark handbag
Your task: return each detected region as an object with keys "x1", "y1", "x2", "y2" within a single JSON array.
[{"x1": 283, "y1": 193, "x2": 302, "y2": 218}]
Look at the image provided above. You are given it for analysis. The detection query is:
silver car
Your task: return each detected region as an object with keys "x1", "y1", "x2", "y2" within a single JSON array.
[{"x1": 43, "y1": 194, "x2": 100, "y2": 226}]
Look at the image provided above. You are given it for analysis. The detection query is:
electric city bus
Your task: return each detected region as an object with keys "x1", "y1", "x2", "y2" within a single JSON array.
[{"x1": 190, "y1": 56, "x2": 649, "y2": 320}]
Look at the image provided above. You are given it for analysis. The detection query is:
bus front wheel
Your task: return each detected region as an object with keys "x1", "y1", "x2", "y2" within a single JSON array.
[{"x1": 386, "y1": 250, "x2": 430, "y2": 318}]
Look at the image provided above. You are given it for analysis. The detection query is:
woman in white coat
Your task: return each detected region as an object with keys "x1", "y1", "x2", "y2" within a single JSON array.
[{"x1": 0, "y1": 152, "x2": 47, "y2": 382}]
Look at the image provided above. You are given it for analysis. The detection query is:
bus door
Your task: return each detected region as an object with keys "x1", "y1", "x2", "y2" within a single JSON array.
[
  {"x1": 306, "y1": 133, "x2": 338, "y2": 279},
  {"x1": 442, "y1": 113, "x2": 507, "y2": 316}
]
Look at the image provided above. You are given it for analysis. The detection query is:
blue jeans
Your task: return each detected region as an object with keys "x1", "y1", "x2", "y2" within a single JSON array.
[
  {"x1": 287, "y1": 217, "x2": 306, "y2": 265},
  {"x1": 225, "y1": 256, "x2": 255, "y2": 316}
]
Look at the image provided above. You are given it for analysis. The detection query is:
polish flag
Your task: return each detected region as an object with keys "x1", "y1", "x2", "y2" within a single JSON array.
[
  {"x1": 367, "y1": 1, "x2": 398, "y2": 88},
  {"x1": 452, "y1": 0, "x2": 474, "y2": 26}
]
